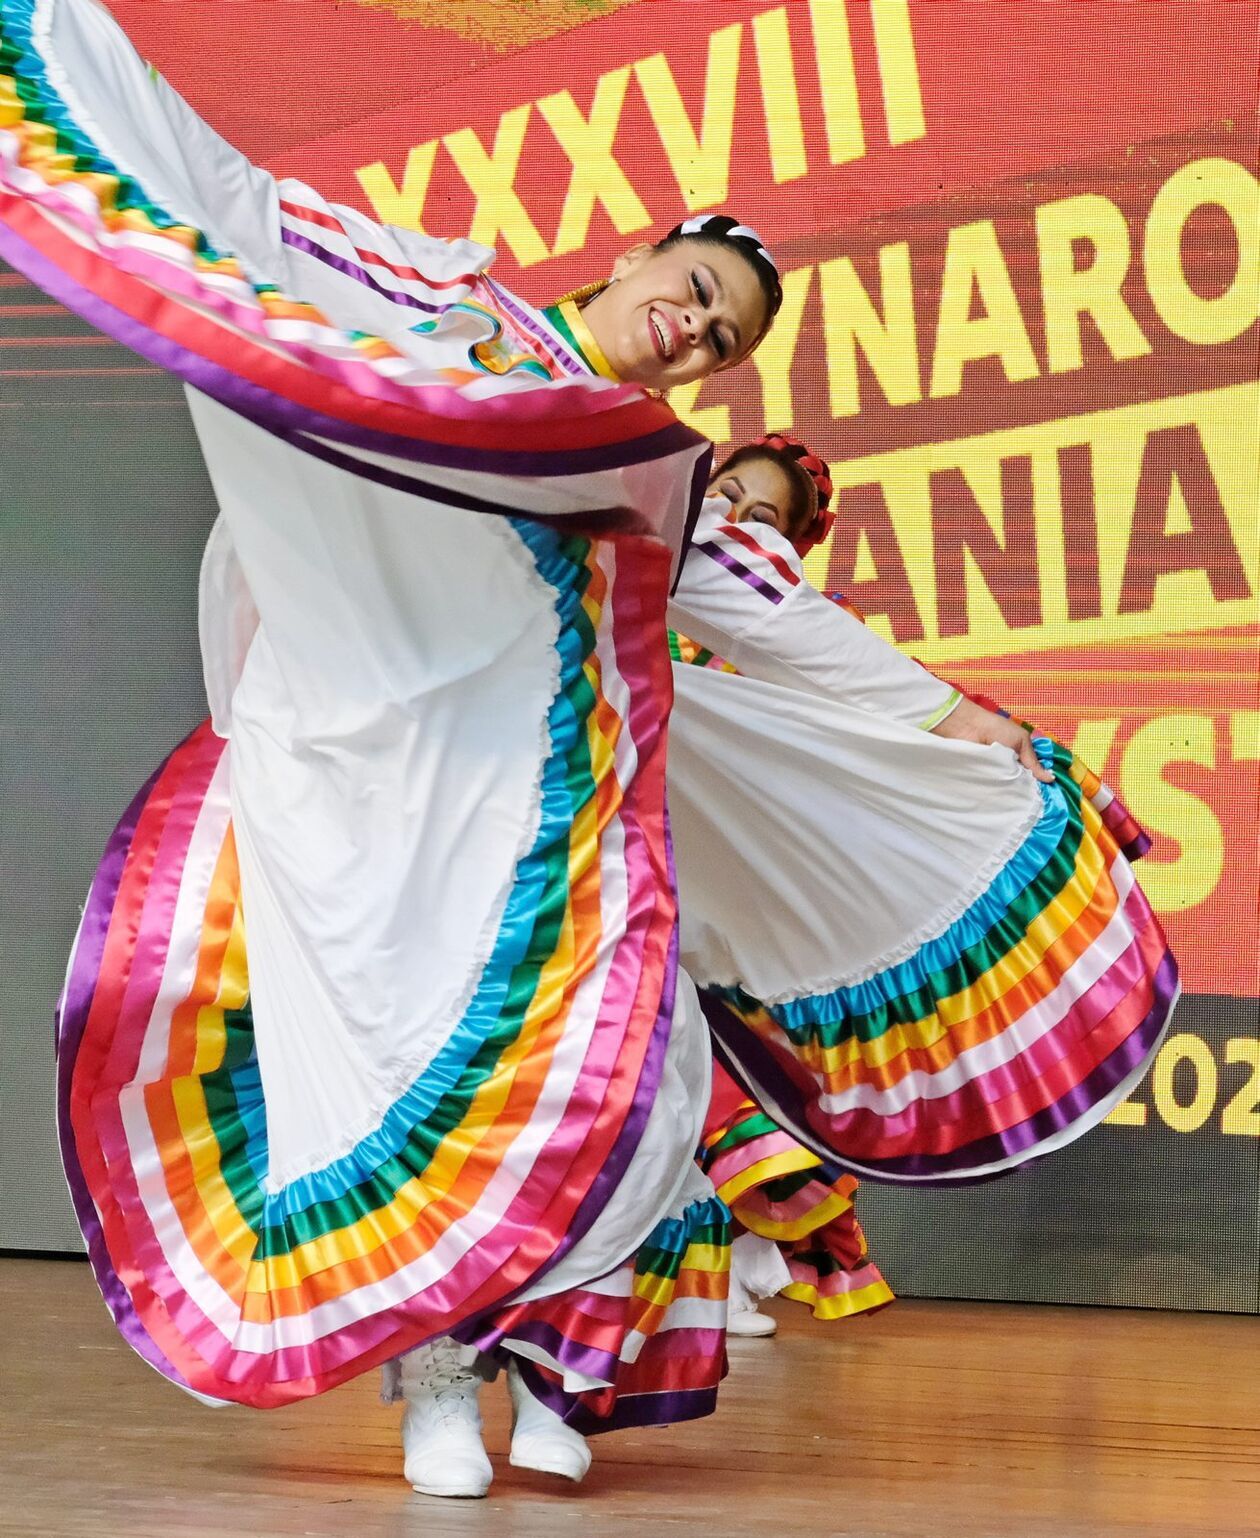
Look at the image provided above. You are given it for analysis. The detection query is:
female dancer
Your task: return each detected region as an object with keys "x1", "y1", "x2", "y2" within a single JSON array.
[
  {"x1": 675, "y1": 434, "x2": 894, "y2": 1337},
  {"x1": 1, "y1": 0, "x2": 1175, "y2": 1500},
  {"x1": 668, "y1": 430, "x2": 1165, "y2": 1335},
  {"x1": 2, "y1": 0, "x2": 780, "y2": 1494}
]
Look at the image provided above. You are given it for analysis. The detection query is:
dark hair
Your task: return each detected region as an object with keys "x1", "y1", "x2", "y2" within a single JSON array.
[
  {"x1": 713, "y1": 443, "x2": 817, "y2": 542},
  {"x1": 658, "y1": 215, "x2": 782, "y2": 355}
]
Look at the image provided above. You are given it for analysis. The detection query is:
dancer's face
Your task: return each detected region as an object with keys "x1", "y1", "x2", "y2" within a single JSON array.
[
  {"x1": 580, "y1": 241, "x2": 768, "y2": 389},
  {"x1": 709, "y1": 454, "x2": 798, "y2": 539}
]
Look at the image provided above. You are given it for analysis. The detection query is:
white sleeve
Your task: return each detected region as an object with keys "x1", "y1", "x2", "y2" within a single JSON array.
[
  {"x1": 48, "y1": 0, "x2": 493, "y2": 325},
  {"x1": 667, "y1": 504, "x2": 960, "y2": 730},
  {"x1": 49, "y1": 0, "x2": 281, "y2": 278}
]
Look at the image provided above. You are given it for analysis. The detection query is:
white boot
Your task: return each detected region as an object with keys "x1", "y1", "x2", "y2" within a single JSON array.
[
  {"x1": 726, "y1": 1234, "x2": 785, "y2": 1338},
  {"x1": 400, "y1": 1338, "x2": 493, "y2": 1498},
  {"x1": 727, "y1": 1266, "x2": 778, "y2": 1337},
  {"x1": 506, "y1": 1358, "x2": 592, "y2": 1483}
]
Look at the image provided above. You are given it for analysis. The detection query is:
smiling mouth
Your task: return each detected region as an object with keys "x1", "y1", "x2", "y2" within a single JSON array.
[{"x1": 648, "y1": 307, "x2": 676, "y2": 363}]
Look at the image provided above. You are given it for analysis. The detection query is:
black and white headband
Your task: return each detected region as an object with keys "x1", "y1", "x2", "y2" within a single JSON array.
[{"x1": 667, "y1": 214, "x2": 782, "y2": 318}]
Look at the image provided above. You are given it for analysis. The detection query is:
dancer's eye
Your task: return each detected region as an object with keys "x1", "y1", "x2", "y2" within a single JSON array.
[{"x1": 691, "y1": 270, "x2": 731, "y2": 360}]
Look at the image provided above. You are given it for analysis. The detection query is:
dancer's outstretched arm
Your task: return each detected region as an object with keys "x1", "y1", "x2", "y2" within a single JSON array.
[
  {"x1": 669, "y1": 500, "x2": 1050, "y2": 779},
  {"x1": 21, "y1": 0, "x2": 497, "y2": 325},
  {"x1": 38, "y1": 0, "x2": 281, "y2": 275}
]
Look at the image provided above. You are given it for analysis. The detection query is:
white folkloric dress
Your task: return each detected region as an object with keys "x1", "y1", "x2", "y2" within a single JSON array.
[
  {"x1": 666, "y1": 504, "x2": 1174, "y2": 1184},
  {"x1": 1, "y1": 0, "x2": 1176, "y2": 1427},
  {"x1": 667, "y1": 504, "x2": 1172, "y2": 1320}
]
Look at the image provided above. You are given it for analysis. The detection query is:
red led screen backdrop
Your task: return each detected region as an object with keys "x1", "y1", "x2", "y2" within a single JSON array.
[{"x1": 3, "y1": 0, "x2": 1257, "y2": 1303}]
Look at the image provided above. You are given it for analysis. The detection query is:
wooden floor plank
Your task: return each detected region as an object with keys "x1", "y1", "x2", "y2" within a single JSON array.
[{"x1": 3, "y1": 1259, "x2": 1258, "y2": 1538}]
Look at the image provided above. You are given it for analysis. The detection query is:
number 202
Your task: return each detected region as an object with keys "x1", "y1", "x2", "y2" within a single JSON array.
[{"x1": 1106, "y1": 1035, "x2": 1260, "y2": 1134}]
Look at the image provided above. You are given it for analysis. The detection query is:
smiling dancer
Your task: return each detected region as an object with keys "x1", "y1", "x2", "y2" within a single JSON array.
[
  {"x1": 3, "y1": 0, "x2": 777, "y2": 1497},
  {"x1": 0, "y1": 0, "x2": 1175, "y2": 1504}
]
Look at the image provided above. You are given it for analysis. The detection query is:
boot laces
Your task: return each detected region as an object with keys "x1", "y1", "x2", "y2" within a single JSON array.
[
  {"x1": 431, "y1": 1380, "x2": 476, "y2": 1427},
  {"x1": 411, "y1": 1337, "x2": 480, "y2": 1425}
]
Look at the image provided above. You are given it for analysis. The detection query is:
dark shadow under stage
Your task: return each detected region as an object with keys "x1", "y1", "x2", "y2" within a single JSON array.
[{"x1": 3, "y1": 1258, "x2": 1257, "y2": 1538}]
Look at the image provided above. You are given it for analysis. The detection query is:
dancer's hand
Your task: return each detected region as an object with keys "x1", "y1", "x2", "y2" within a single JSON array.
[{"x1": 931, "y1": 698, "x2": 1055, "y2": 783}]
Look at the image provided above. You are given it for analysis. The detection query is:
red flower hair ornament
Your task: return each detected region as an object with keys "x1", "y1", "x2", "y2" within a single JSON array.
[{"x1": 754, "y1": 431, "x2": 834, "y2": 555}]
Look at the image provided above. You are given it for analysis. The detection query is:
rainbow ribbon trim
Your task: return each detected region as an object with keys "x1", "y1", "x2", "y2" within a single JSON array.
[
  {"x1": 704, "y1": 737, "x2": 1177, "y2": 1184},
  {"x1": 702, "y1": 1099, "x2": 893, "y2": 1322},
  {"x1": 56, "y1": 518, "x2": 686, "y2": 1407}
]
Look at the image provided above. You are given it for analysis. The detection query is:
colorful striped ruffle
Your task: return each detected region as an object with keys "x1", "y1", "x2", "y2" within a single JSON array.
[
  {"x1": 57, "y1": 521, "x2": 686, "y2": 1408},
  {"x1": 703, "y1": 736, "x2": 1177, "y2": 1184},
  {"x1": 463, "y1": 1194, "x2": 731, "y2": 1436},
  {"x1": 667, "y1": 629, "x2": 737, "y2": 673},
  {"x1": 680, "y1": 580, "x2": 1175, "y2": 1186},
  {"x1": 0, "y1": 0, "x2": 702, "y2": 503},
  {"x1": 780, "y1": 1203, "x2": 892, "y2": 1322},
  {"x1": 1061, "y1": 749, "x2": 1151, "y2": 865},
  {"x1": 673, "y1": 587, "x2": 1167, "y2": 1189},
  {"x1": 702, "y1": 1073, "x2": 892, "y2": 1322}
]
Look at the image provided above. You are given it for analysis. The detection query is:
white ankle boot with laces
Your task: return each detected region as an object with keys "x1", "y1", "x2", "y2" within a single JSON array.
[
  {"x1": 398, "y1": 1340, "x2": 593, "y2": 1495},
  {"x1": 400, "y1": 1338, "x2": 493, "y2": 1498}
]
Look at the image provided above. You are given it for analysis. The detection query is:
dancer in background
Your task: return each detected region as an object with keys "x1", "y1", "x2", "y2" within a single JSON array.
[
  {"x1": 1, "y1": 0, "x2": 1174, "y2": 1502},
  {"x1": 668, "y1": 430, "x2": 1164, "y2": 1333},
  {"x1": 675, "y1": 434, "x2": 896, "y2": 1338}
]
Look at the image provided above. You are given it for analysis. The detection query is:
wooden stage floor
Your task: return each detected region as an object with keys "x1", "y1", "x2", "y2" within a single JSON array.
[{"x1": 3, "y1": 1258, "x2": 1258, "y2": 1538}]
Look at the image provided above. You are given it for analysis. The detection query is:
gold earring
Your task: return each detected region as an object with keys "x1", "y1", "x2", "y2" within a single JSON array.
[{"x1": 554, "y1": 278, "x2": 609, "y2": 308}]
